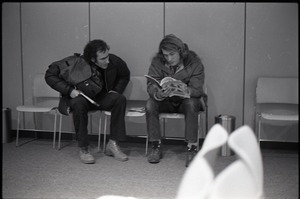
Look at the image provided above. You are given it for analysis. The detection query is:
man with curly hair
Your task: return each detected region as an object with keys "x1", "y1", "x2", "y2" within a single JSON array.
[
  {"x1": 45, "y1": 39, "x2": 130, "y2": 164},
  {"x1": 146, "y1": 34, "x2": 206, "y2": 166}
]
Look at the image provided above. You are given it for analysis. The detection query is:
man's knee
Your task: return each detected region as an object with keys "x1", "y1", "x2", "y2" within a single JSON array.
[
  {"x1": 182, "y1": 98, "x2": 200, "y2": 112},
  {"x1": 146, "y1": 98, "x2": 158, "y2": 113},
  {"x1": 70, "y1": 96, "x2": 89, "y2": 112},
  {"x1": 115, "y1": 93, "x2": 126, "y2": 105}
]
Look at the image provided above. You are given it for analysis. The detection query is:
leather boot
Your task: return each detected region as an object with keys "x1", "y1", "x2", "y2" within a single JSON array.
[
  {"x1": 105, "y1": 139, "x2": 128, "y2": 161},
  {"x1": 147, "y1": 142, "x2": 162, "y2": 163},
  {"x1": 185, "y1": 145, "x2": 198, "y2": 167}
]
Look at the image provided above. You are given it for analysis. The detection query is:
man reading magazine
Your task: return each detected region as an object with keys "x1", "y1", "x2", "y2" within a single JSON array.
[
  {"x1": 145, "y1": 34, "x2": 205, "y2": 167},
  {"x1": 145, "y1": 75, "x2": 190, "y2": 98}
]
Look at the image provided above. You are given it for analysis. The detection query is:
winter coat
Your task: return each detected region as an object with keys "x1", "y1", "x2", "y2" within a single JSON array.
[
  {"x1": 45, "y1": 53, "x2": 130, "y2": 114},
  {"x1": 147, "y1": 51, "x2": 205, "y2": 99}
]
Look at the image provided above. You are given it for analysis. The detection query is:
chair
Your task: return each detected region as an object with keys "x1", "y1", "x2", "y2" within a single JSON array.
[
  {"x1": 101, "y1": 76, "x2": 148, "y2": 152},
  {"x1": 207, "y1": 159, "x2": 259, "y2": 199},
  {"x1": 157, "y1": 86, "x2": 208, "y2": 153},
  {"x1": 176, "y1": 124, "x2": 229, "y2": 199},
  {"x1": 227, "y1": 125, "x2": 264, "y2": 198},
  {"x1": 16, "y1": 73, "x2": 60, "y2": 148},
  {"x1": 255, "y1": 77, "x2": 298, "y2": 143}
]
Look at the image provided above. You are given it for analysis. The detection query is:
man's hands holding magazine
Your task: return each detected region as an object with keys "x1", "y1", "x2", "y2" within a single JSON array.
[{"x1": 155, "y1": 79, "x2": 190, "y2": 99}]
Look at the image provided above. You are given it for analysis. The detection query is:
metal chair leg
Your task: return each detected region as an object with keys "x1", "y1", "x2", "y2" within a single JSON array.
[
  {"x1": 53, "y1": 112, "x2": 57, "y2": 148},
  {"x1": 145, "y1": 136, "x2": 148, "y2": 156},
  {"x1": 197, "y1": 113, "x2": 201, "y2": 151},
  {"x1": 98, "y1": 113, "x2": 102, "y2": 152},
  {"x1": 103, "y1": 115, "x2": 108, "y2": 152},
  {"x1": 258, "y1": 116, "x2": 262, "y2": 146},
  {"x1": 16, "y1": 112, "x2": 20, "y2": 147},
  {"x1": 58, "y1": 114, "x2": 63, "y2": 150}
]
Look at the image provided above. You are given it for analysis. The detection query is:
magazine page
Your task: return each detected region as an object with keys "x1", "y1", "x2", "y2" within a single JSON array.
[
  {"x1": 145, "y1": 75, "x2": 190, "y2": 98},
  {"x1": 160, "y1": 77, "x2": 177, "y2": 86},
  {"x1": 144, "y1": 75, "x2": 162, "y2": 88},
  {"x1": 163, "y1": 81, "x2": 190, "y2": 98}
]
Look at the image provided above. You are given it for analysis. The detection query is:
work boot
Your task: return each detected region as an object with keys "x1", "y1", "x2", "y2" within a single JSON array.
[
  {"x1": 105, "y1": 139, "x2": 128, "y2": 161},
  {"x1": 147, "y1": 142, "x2": 162, "y2": 164},
  {"x1": 185, "y1": 145, "x2": 198, "y2": 167},
  {"x1": 79, "y1": 147, "x2": 95, "y2": 164}
]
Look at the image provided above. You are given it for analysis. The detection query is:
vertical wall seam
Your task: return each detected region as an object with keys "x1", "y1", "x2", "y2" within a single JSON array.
[
  {"x1": 242, "y1": 3, "x2": 247, "y2": 125},
  {"x1": 163, "y1": 2, "x2": 165, "y2": 37},
  {"x1": 19, "y1": 2, "x2": 25, "y2": 128},
  {"x1": 88, "y1": 2, "x2": 91, "y2": 41},
  {"x1": 19, "y1": 3, "x2": 24, "y2": 105}
]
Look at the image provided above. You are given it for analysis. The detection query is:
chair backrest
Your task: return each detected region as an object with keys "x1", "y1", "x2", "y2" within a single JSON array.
[
  {"x1": 228, "y1": 125, "x2": 264, "y2": 197},
  {"x1": 123, "y1": 76, "x2": 148, "y2": 101},
  {"x1": 176, "y1": 124, "x2": 228, "y2": 199},
  {"x1": 256, "y1": 77, "x2": 298, "y2": 104},
  {"x1": 207, "y1": 160, "x2": 260, "y2": 199},
  {"x1": 32, "y1": 73, "x2": 60, "y2": 107},
  {"x1": 33, "y1": 73, "x2": 60, "y2": 98}
]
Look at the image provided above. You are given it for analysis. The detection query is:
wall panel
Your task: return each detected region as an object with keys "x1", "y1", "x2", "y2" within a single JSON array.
[
  {"x1": 244, "y1": 3, "x2": 298, "y2": 141},
  {"x1": 165, "y1": 3, "x2": 245, "y2": 136},
  {"x1": 90, "y1": 3, "x2": 164, "y2": 136},
  {"x1": 2, "y1": 3, "x2": 23, "y2": 129},
  {"x1": 90, "y1": 3, "x2": 164, "y2": 76},
  {"x1": 21, "y1": 2, "x2": 89, "y2": 130}
]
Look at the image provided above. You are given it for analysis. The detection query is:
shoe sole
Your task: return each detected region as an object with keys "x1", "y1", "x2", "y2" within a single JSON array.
[
  {"x1": 80, "y1": 159, "x2": 95, "y2": 164},
  {"x1": 148, "y1": 153, "x2": 163, "y2": 164},
  {"x1": 105, "y1": 150, "x2": 128, "y2": 161}
]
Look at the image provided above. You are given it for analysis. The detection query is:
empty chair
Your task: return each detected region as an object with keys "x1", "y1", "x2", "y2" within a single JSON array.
[
  {"x1": 176, "y1": 124, "x2": 228, "y2": 199},
  {"x1": 228, "y1": 125, "x2": 264, "y2": 198},
  {"x1": 16, "y1": 73, "x2": 60, "y2": 148},
  {"x1": 255, "y1": 77, "x2": 298, "y2": 143},
  {"x1": 102, "y1": 76, "x2": 149, "y2": 152},
  {"x1": 207, "y1": 159, "x2": 259, "y2": 199}
]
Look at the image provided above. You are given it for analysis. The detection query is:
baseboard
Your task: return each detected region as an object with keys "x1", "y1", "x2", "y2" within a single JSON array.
[
  {"x1": 260, "y1": 141, "x2": 298, "y2": 150},
  {"x1": 8, "y1": 130, "x2": 298, "y2": 151}
]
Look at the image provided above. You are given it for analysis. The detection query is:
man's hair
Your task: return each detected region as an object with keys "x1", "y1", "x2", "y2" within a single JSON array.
[
  {"x1": 157, "y1": 34, "x2": 189, "y2": 63},
  {"x1": 83, "y1": 39, "x2": 110, "y2": 62}
]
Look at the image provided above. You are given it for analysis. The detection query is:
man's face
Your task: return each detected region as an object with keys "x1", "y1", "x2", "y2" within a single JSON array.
[
  {"x1": 162, "y1": 49, "x2": 181, "y2": 66},
  {"x1": 92, "y1": 50, "x2": 109, "y2": 69}
]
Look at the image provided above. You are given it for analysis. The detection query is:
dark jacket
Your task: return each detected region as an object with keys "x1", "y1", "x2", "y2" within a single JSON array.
[
  {"x1": 45, "y1": 53, "x2": 130, "y2": 114},
  {"x1": 147, "y1": 51, "x2": 205, "y2": 99}
]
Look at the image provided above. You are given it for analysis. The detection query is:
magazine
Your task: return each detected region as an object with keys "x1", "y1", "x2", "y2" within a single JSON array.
[
  {"x1": 79, "y1": 92, "x2": 100, "y2": 107},
  {"x1": 144, "y1": 75, "x2": 190, "y2": 98},
  {"x1": 128, "y1": 107, "x2": 145, "y2": 113}
]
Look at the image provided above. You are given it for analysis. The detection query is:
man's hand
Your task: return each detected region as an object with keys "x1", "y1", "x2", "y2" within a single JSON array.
[
  {"x1": 155, "y1": 87, "x2": 172, "y2": 99},
  {"x1": 70, "y1": 89, "x2": 81, "y2": 98}
]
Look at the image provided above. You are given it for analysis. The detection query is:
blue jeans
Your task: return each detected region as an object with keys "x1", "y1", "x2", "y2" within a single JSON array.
[
  {"x1": 146, "y1": 97, "x2": 202, "y2": 143},
  {"x1": 70, "y1": 92, "x2": 127, "y2": 148}
]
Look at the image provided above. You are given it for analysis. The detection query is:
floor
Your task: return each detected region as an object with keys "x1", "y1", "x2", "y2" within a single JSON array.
[{"x1": 2, "y1": 138, "x2": 299, "y2": 199}]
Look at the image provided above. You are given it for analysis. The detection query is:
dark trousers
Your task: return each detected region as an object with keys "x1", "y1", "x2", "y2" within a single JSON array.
[
  {"x1": 69, "y1": 92, "x2": 127, "y2": 148},
  {"x1": 146, "y1": 97, "x2": 202, "y2": 143}
]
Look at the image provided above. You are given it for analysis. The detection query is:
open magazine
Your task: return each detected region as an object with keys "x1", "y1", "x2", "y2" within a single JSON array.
[{"x1": 145, "y1": 75, "x2": 190, "y2": 98}]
